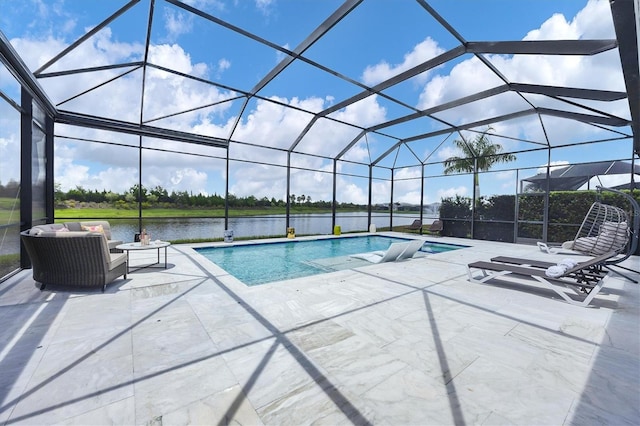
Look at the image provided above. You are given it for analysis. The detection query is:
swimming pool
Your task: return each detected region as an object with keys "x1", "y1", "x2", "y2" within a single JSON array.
[{"x1": 196, "y1": 235, "x2": 467, "y2": 286}]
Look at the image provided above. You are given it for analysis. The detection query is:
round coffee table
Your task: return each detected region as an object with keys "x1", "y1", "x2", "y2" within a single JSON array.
[{"x1": 116, "y1": 241, "x2": 171, "y2": 273}]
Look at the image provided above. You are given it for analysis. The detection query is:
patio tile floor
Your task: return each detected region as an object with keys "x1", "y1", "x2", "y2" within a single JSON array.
[{"x1": 0, "y1": 234, "x2": 638, "y2": 425}]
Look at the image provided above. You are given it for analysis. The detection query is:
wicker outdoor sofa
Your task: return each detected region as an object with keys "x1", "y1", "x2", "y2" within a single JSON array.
[{"x1": 20, "y1": 222, "x2": 127, "y2": 292}]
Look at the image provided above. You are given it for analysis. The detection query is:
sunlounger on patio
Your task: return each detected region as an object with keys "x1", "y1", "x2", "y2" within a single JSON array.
[
  {"x1": 350, "y1": 240, "x2": 422, "y2": 263},
  {"x1": 467, "y1": 252, "x2": 615, "y2": 307}
]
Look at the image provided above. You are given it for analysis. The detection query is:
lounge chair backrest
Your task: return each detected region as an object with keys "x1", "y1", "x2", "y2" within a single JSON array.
[
  {"x1": 379, "y1": 242, "x2": 410, "y2": 262},
  {"x1": 406, "y1": 220, "x2": 422, "y2": 230},
  {"x1": 396, "y1": 239, "x2": 424, "y2": 260},
  {"x1": 429, "y1": 220, "x2": 443, "y2": 232},
  {"x1": 562, "y1": 251, "x2": 616, "y2": 275}
]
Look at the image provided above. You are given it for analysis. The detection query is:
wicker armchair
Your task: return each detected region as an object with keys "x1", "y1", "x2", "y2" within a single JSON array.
[{"x1": 20, "y1": 230, "x2": 127, "y2": 292}]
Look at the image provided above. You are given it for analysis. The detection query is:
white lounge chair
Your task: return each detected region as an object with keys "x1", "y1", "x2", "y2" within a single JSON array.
[
  {"x1": 467, "y1": 251, "x2": 615, "y2": 307},
  {"x1": 350, "y1": 242, "x2": 409, "y2": 263},
  {"x1": 395, "y1": 239, "x2": 425, "y2": 261}
]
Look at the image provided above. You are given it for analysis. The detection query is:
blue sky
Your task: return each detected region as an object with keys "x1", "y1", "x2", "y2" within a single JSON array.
[{"x1": 0, "y1": 0, "x2": 635, "y2": 204}]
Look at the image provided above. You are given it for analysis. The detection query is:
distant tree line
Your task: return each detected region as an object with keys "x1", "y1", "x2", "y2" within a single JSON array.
[
  {"x1": 0, "y1": 180, "x2": 19, "y2": 198},
  {"x1": 51, "y1": 184, "x2": 366, "y2": 210}
]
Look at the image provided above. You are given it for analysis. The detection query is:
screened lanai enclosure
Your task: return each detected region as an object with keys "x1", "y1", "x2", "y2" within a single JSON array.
[{"x1": 1, "y1": 0, "x2": 639, "y2": 280}]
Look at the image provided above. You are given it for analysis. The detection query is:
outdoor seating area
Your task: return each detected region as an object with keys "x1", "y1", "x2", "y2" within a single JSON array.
[
  {"x1": 0, "y1": 235, "x2": 638, "y2": 425},
  {"x1": 20, "y1": 227, "x2": 127, "y2": 292}
]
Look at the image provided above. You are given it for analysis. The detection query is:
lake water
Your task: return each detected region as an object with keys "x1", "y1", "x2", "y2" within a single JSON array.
[{"x1": 106, "y1": 212, "x2": 438, "y2": 243}]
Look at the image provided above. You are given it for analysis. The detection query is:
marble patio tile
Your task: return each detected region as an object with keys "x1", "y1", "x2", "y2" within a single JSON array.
[
  {"x1": 311, "y1": 281, "x2": 371, "y2": 301},
  {"x1": 187, "y1": 294, "x2": 266, "y2": 328},
  {"x1": 0, "y1": 311, "x2": 129, "y2": 424},
  {"x1": 130, "y1": 300, "x2": 219, "y2": 376},
  {"x1": 58, "y1": 288, "x2": 130, "y2": 315},
  {"x1": 566, "y1": 399, "x2": 639, "y2": 426},
  {"x1": 356, "y1": 290, "x2": 437, "y2": 321},
  {"x1": 361, "y1": 365, "x2": 491, "y2": 425},
  {"x1": 495, "y1": 302, "x2": 578, "y2": 331},
  {"x1": 160, "y1": 384, "x2": 263, "y2": 426},
  {"x1": 0, "y1": 294, "x2": 68, "y2": 333},
  {"x1": 306, "y1": 294, "x2": 368, "y2": 319},
  {"x1": 382, "y1": 337, "x2": 479, "y2": 386},
  {"x1": 60, "y1": 395, "x2": 136, "y2": 425},
  {"x1": 187, "y1": 297, "x2": 278, "y2": 352},
  {"x1": 128, "y1": 282, "x2": 206, "y2": 312},
  {"x1": 600, "y1": 306, "x2": 640, "y2": 351},
  {"x1": 207, "y1": 321, "x2": 277, "y2": 354},
  {"x1": 345, "y1": 269, "x2": 424, "y2": 292},
  {"x1": 285, "y1": 319, "x2": 355, "y2": 353},
  {"x1": 49, "y1": 320, "x2": 132, "y2": 350},
  {"x1": 575, "y1": 345, "x2": 640, "y2": 422},
  {"x1": 0, "y1": 300, "x2": 69, "y2": 368},
  {"x1": 250, "y1": 297, "x2": 328, "y2": 330},
  {"x1": 126, "y1": 276, "x2": 209, "y2": 301},
  {"x1": 222, "y1": 338, "x2": 329, "y2": 411},
  {"x1": 445, "y1": 326, "x2": 544, "y2": 372},
  {"x1": 422, "y1": 249, "x2": 485, "y2": 268},
  {"x1": 0, "y1": 275, "x2": 46, "y2": 307},
  {"x1": 429, "y1": 277, "x2": 532, "y2": 311},
  {"x1": 524, "y1": 350, "x2": 594, "y2": 394},
  {"x1": 229, "y1": 289, "x2": 291, "y2": 312},
  {"x1": 32, "y1": 329, "x2": 133, "y2": 378},
  {"x1": 506, "y1": 322, "x2": 598, "y2": 363},
  {"x1": 7, "y1": 348, "x2": 134, "y2": 425},
  {"x1": 258, "y1": 376, "x2": 381, "y2": 426},
  {"x1": 306, "y1": 334, "x2": 409, "y2": 397},
  {"x1": 408, "y1": 304, "x2": 519, "y2": 346},
  {"x1": 381, "y1": 257, "x2": 465, "y2": 282},
  {"x1": 319, "y1": 283, "x2": 413, "y2": 309},
  {"x1": 331, "y1": 307, "x2": 417, "y2": 348},
  {"x1": 133, "y1": 352, "x2": 239, "y2": 424},
  {"x1": 451, "y1": 356, "x2": 579, "y2": 425},
  {"x1": 557, "y1": 317, "x2": 609, "y2": 344},
  {"x1": 178, "y1": 277, "x2": 239, "y2": 298}
]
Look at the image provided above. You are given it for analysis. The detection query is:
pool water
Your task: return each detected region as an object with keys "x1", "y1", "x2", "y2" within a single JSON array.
[{"x1": 196, "y1": 235, "x2": 467, "y2": 286}]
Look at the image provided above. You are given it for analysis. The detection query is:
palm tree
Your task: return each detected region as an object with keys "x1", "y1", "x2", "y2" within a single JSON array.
[{"x1": 443, "y1": 128, "x2": 516, "y2": 199}]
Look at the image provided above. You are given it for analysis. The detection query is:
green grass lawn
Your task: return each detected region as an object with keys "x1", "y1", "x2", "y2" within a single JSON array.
[{"x1": 0, "y1": 197, "x2": 20, "y2": 223}]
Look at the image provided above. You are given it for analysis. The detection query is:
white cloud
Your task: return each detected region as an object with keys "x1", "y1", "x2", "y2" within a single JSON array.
[
  {"x1": 362, "y1": 37, "x2": 444, "y2": 86},
  {"x1": 395, "y1": 191, "x2": 422, "y2": 204},
  {"x1": 495, "y1": 170, "x2": 515, "y2": 180},
  {"x1": 338, "y1": 182, "x2": 368, "y2": 205},
  {"x1": 417, "y1": 0, "x2": 624, "y2": 146},
  {"x1": 436, "y1": 145, "x2": 460, "y2": 161},
  {"x1": 167, "y1": 168, "x2": 209, "y2": 194},
  {"x1": 217, "y1": 58, "x2": 231, "y2": 76},
  {"x1": 371, "y1": 180, "x2": 391, "y2": 205},
  {"x1": 0, "y1": 133, "x2": 20, "y2": 185},
  {"x1": 438, "y1": 186, "x2": 468, "y2": 199},
  {"x1": 255, "y1": 0, "x2": 276, "y2": 15},
  {"x1": 163, "y1": 8, "x2": 193, "y2": 42},
  {"x1": 148, "y1": 43, "x2": 207, "y2": 77},
  {"x1": 393, "y1": 168, "x2": 422, "y2": 204},
  {"x1": 276, "y1": 43, "x2": 290, "y2": 64}
]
